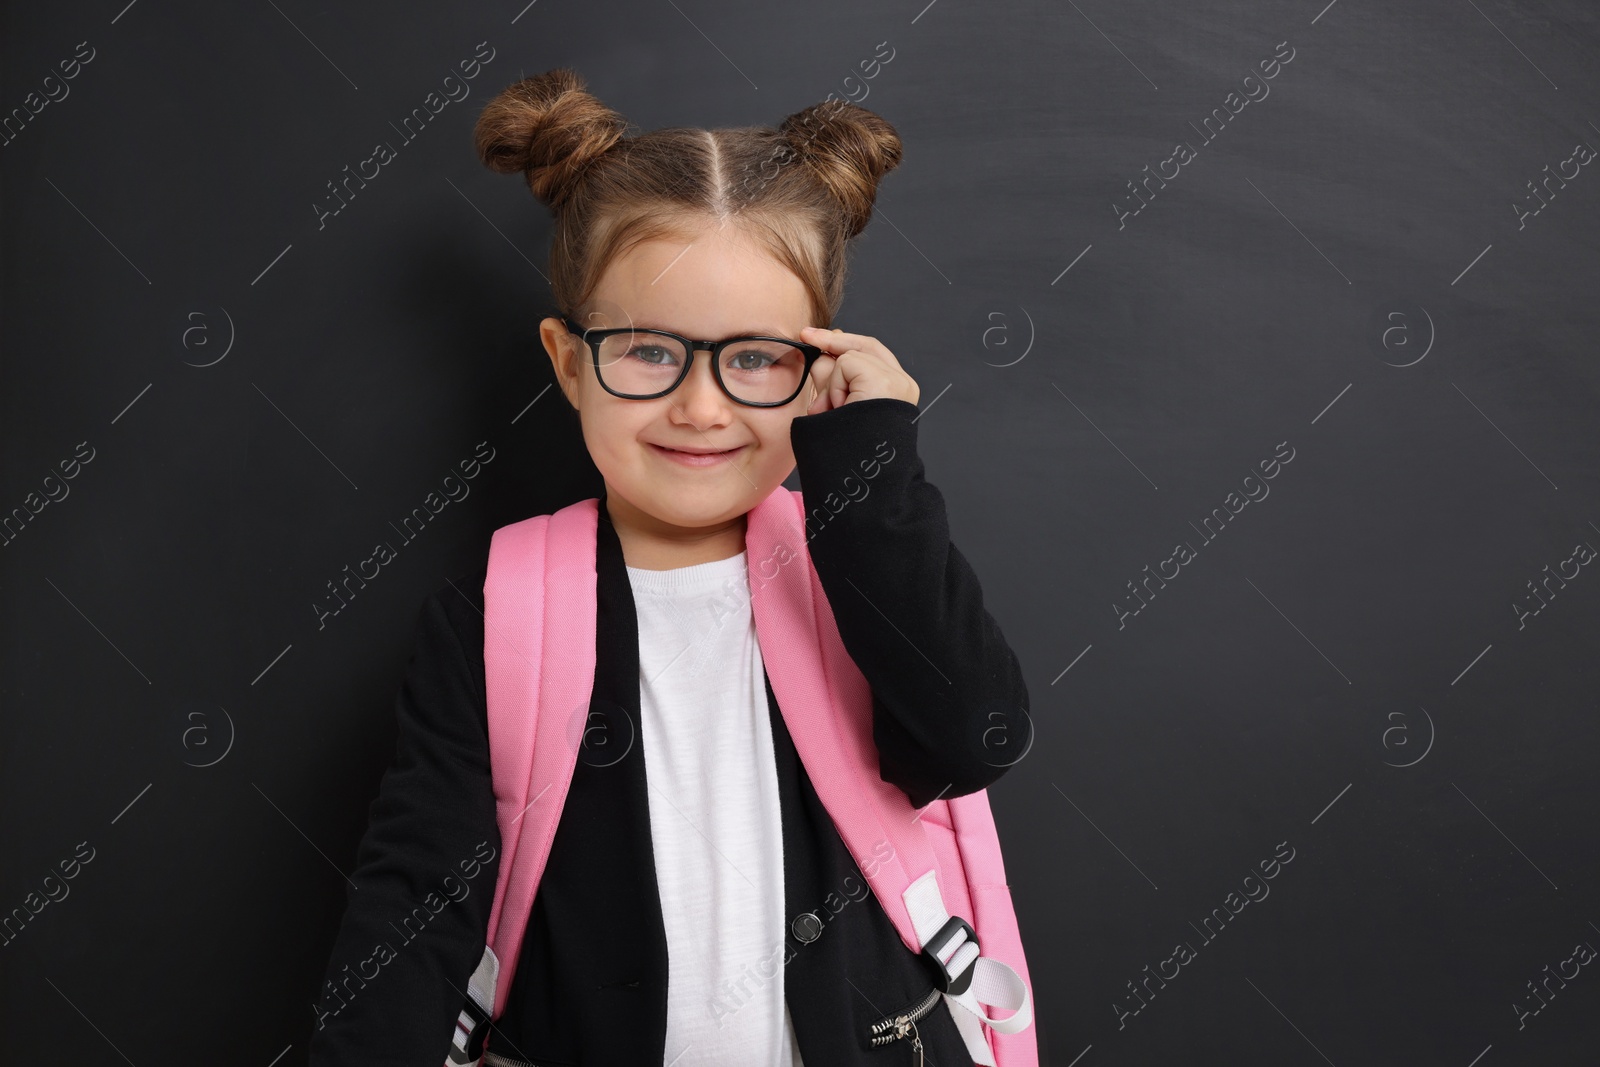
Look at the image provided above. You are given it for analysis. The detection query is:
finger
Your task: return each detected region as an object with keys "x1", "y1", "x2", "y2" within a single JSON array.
[
  {"x1": 825, "y1": 358, "x2": 852, "y2": 410},
  {"x1": 802, "y1": 326, "x2": 895, "y2": 364},
  {"x1": 806, "y1": 354, "x2": 836, "y2": 405},
  {"x1": 803, "y1": 356, "x2": 831, "y2": 413},
  {"x1": 800, "y1": 326, "x2": 859, "y2": 354}
]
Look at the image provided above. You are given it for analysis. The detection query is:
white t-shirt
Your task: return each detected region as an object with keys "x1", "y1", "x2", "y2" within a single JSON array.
[{"x1": 625, "y1": 550, "x2": 805, "y2": 1067}]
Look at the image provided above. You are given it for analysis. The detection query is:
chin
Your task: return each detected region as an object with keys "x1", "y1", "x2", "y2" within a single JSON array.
[{"x1": 639, "y1": 482, "x2": 768, "y2": 526}]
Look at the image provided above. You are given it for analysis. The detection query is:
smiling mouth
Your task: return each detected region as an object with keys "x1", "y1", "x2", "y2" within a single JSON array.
[
  {"x1": 651, "y1": 444, "x2": 745, "y2": 456},
  {"x1": 648, "y1": 443, "x2": 748, "y2": 466}
]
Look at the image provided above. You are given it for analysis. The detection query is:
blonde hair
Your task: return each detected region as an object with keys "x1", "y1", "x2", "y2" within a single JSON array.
[{"x1": 472, "y1": 67, "x2": 902, "y2": 329}]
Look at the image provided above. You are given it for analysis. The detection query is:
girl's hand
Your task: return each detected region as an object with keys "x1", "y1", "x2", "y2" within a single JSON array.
[{"x1": 799, "y1": 326, "x2": 921, "y2": 414}]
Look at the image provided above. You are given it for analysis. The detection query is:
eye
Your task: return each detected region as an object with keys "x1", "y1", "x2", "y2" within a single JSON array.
[
  {"x1": 727, "y1": 348, "x2": 777, "y2": 372},
  {"x1": 627, "y1": 343, "x2": 679, "y2": 366}
]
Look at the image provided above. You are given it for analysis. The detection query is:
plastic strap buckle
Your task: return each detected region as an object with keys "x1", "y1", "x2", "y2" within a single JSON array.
[
  {"x1": 446, "y1": 995, "x2": 492, "y2": 1065},
  {"x1": 920, "y1": 914, "x2": 979, "y2": 996}
]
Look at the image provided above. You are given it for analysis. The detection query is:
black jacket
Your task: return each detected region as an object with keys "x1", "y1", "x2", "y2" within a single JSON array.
[{"x1": 307, "y1": 397, "x2": 1032, "y2": 1066}]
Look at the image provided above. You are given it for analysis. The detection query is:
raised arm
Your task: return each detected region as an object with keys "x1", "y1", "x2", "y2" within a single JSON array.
[
  {"x1": 789, "y1": 397, "x2": 1032, "y2": 808},
  {"x1": 307, "y1": 570, "x2": 500, "y2": 1067}
]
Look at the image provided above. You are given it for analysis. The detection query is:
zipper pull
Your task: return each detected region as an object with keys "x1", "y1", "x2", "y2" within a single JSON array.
[{"x1": 910, "y1": 1019, "x2": 924, "y2": 1067}]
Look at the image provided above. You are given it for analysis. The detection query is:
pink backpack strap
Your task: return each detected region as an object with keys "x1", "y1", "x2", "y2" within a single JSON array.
[
  {"x1": 746, "y1": 486, "x2": 1034, "y2": 1065},
  {"x1": 446, "y1": 498, "x2": 600, "y2": 1066},
  {"x1": 948, "y1": 790, "x2": 1038, "y2": 1066}
]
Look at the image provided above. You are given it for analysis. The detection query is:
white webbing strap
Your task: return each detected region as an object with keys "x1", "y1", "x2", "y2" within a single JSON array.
[
  {"x1": 445, "y1": 944, "x2": 500, "y2": 1066},
  {"x1": 903, "y1": 870, "x2": 1033, "y2": 1066}
]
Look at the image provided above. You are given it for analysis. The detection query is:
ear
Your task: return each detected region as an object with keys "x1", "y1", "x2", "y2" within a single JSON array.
[{"x1": 539, "y1": 317, "x2": 582, "y2": 410}]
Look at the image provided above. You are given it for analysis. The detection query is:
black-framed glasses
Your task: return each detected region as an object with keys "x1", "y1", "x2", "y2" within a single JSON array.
[{"x1": 561, "y1": 315, "x2": 825, "y2": 408}]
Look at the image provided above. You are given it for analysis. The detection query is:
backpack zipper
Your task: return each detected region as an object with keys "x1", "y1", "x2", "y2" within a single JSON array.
[
  {"x1": 867, "y1": 985, "x2": 943, "y2": 1063},
  {"x1": 483, "y1": 1050, "x2": 563, "y2": 1067}
]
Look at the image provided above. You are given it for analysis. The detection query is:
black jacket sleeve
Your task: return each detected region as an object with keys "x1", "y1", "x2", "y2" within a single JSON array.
[
  {"x1": 789, "y1": 396, "x2": 1032, "y2": 808},
  {"x1": 307, "y1": 570, "x2": 500, "y2": 1067}
]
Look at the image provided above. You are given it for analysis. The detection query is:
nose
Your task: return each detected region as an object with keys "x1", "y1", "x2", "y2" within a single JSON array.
[{"x1": 670, "y1": 348, "x2": 735, "y2": 425}]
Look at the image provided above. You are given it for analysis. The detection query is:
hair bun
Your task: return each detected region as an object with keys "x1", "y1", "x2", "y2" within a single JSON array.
[
  {"x1": 778, "y1": 98, "x2": 903, "y2": 238},
  {"x1": 473, "y1": 68, "x2": 629, "y2": 212}
]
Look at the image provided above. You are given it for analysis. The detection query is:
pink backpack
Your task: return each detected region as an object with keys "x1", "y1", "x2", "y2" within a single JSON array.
[{"x1": 445, "y1": 484, "x2": 1036, "y2": 1066}]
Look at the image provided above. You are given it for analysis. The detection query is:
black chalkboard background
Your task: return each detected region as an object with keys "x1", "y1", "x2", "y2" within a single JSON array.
[{"x1": 3, "y1": 1, "x2": 1598, "y2": 1063}]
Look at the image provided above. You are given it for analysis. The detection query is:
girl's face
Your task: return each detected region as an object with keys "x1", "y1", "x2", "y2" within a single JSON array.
[{"x1": 538, "y1": 223, "x2": 817, "y2": 565}]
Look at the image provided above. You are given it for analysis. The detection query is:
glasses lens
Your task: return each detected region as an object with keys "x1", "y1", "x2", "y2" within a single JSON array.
[
  {"x1": 594, "y1": 331, "x2": 688, "y2": 397},
  {"x1": 718, "y1": 340, "x2": 806, "y2": 404},
  {"x1": 594, "y1": 331, "x2": 806, "y2": 404}
]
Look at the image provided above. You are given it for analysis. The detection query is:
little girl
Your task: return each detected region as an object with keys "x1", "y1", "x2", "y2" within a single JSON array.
[{"x1": 308, "y1": 68, "x2": 1031, "y2": 1066}]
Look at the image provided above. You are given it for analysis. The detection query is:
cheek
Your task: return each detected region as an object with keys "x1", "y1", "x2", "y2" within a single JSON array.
[
  {"x1": 578, "y1": 408, "x2": 644, "y2": 473},
  {"x1": 749, "y1": 445, "x2": 793, "y2": 482},
  {"x1": 748, "y1": 423, "x2": 798, "y2": 479}
]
